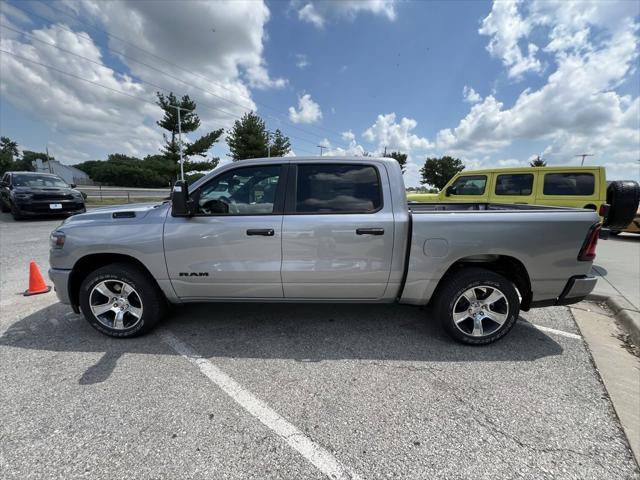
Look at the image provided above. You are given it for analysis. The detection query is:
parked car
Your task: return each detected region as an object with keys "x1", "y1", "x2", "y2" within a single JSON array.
[
  {"x1": 407, "y1": 166, "x2": 639, "y2": 231},
  {"x1": 49, "y1": 157, "x2": 601, "y2": 345},
  {"x1": 0, "y1": 171, "x2": 86, "y2": 220}
]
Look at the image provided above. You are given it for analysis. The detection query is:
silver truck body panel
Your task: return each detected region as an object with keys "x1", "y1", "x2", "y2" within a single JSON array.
[
  {"x1": 49, "y1": 157, "x2": 599, "y2": 309},
  {"x1": 401, "y1": 209, "x2": 596, "y2": 305},
  {"x1": 164, "y1": 214, "x2": 284, "y2": 299}
]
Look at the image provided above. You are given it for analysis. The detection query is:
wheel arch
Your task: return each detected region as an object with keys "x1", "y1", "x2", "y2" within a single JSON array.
[
  {"x1": 434, "y1": 254, "x2": 533, "y2": 311},
  {"x1": 68, "y1": 253, "x2": 164, "y2": 309}
]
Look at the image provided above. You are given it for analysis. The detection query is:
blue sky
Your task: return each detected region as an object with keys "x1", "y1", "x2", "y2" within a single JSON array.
[{"x1": 1, "y1": 0, "x2": 638, "y2": 186}]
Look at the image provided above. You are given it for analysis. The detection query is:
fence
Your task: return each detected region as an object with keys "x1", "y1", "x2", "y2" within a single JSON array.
[{"x1": 79, "y1": 185, "x2": 170, "y2": 202}]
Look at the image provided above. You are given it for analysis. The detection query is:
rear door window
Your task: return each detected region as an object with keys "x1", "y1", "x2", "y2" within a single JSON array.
[
  {"x1": 543, "y1": 173, "x2": 594, "y2": 195},
  {"x1": 495, "y1": 174, "x2": 534, "y2": 195},
  {"x1": 295, "y1": 164, "x2": 382, "y2": 213},
  {"x1": 450, "y1": 175, "x2": 487, "y2": 195}
]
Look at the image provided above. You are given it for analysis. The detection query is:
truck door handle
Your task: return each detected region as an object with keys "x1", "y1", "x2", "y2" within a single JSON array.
[
  {"x1": 356, "y1": 228, "x2": 385, "y2": 236},
  {"x1": 246, "y1": 228, "x2": 275, "y2": 236}
]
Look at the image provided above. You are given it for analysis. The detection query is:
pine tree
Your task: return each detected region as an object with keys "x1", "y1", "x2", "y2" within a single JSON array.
[
  {"x1": 155, "y1": 92, "x2": 222, "y2": 173},
  {"x1": 269, "y1": 129, "x2": 291, "y2": 157}
]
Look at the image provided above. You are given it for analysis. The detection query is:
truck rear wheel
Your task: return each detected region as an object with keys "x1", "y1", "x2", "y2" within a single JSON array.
[
  {"x1": 434, "y1": 268, "x2": 520, "y2": 345},
  {"x1": 79, "y1": 262, "x2": 165, "y2": 338}
]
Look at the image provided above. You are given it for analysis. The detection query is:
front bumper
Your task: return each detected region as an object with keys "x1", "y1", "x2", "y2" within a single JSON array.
[
  {"x1": 531, "y1": 275, "x2": 597, "y2": 308},
  {"x1": 48, "y1": 268, "x2": 73, "y2": 305},
  {"x1": 14, "y1": 199, "x2": 85, "y2": 216}
]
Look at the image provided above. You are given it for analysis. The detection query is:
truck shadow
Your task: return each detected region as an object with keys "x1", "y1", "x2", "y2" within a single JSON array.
[{"x1": 0, "y1": 302, "x2": 564, "y2": 385}]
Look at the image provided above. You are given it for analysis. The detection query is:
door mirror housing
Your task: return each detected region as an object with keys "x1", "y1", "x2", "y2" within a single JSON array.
[
  {"x1": 171, "y1": 181, "x2": 193, "y2": 217},
  {"x1": 69, "y1": 183, "x2": 77, "y2": 189},
  {"x1": 445, "y1": 186, "x2": 454, "y2": 196},
  {"x1": 0, "y1": 181, "x2": 7, "y2": 187}
]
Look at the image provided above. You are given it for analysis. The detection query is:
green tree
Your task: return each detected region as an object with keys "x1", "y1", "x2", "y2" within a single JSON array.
[
  {"x1": 269, "y1": 129, "x2": 291, "y2": 157},
  {"x1": 530, "y1": 155, "x2": 547, "y2": 167},
  {"x1": 0, "y1": 137, "x2": 19, "y2": 159},
  {"x1": 0, "y1": 137, "x2": 19, "y2": 174},
  {"x1": 420, "y1": 156, "x2": 465, "y2": 189},
  {"x1": 384, "y1": 151, "x2": 407, "y2": 173},
  {"x1": 75, "y1": 154, "x2": 178, "y2": 188},
  {"x1": 227, "y1": 112, "x2": 291, "y2": 160},
  {"x1": 0, "y1": 140, "x2": 40, "y2": 174},
  {"x1": 227, "y1": 112, "x2": 270, "y2": 160},
  {"x1": 156, "y1": 92, "x2": 222, "y2": 174}
]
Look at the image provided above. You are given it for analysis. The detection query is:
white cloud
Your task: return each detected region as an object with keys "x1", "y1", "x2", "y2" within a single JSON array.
[
  {"x1": 0, "y1": 24, "x2": 163, "y2": 156},
  {"x1": 294, "y1": 0, "x2": 397, "y2": 28},
  {"x1": 288, "y1": 93, "x2": 323, "y2": 124},
  {"x1": 438, "y1": 0, "x2": 640, "y2": 181},
  {"x1": 320, "y1": 132, "x2": 366, "y2": 157},
  {"x1": 295, "y1": 53, "x2": 309, "y2": 69},
  {"x1": 463, "y1": 85, "x2": 482, "y2": 104},
  {"x1": 478, "y1": 0, "x2": 542, "y2": 79},
  {"x1": 298, "y1": 3, "x2": 324, "y2": 28},
  {"x1": 363, "y1": 113, "x2": 434, "y2": 152},
  {"x1": 0, "y1": 1, "x2": 287, "y2": 160}
]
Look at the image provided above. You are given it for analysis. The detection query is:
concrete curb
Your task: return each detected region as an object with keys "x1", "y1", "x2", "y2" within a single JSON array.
[{"x1": 587, "y1": 294, "x2": 640, "y2": 347}]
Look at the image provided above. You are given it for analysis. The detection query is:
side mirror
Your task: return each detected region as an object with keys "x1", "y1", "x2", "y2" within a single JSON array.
[
  {"x1": 445, "y1": 186, "x2": 454, "y2": 197},
  {"x1": 171, "y1": 181, "x2": 193, "y2": 217},
  {"x1": 69, "y1": 183, "x2": 77, "y2": 189},
  {"x1": 0, "y1": 181, "x2": 7, "y2": 187}
]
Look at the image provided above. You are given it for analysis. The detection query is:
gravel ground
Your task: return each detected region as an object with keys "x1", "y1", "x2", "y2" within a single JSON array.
[{"x1": 0, "y1": 212, "x2": 638, "y2": 479}]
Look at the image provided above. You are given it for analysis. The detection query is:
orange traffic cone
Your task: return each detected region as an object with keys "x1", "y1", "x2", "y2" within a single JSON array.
[{"x1": 23, "y1": 261, "x2": 51, "y2": 296}]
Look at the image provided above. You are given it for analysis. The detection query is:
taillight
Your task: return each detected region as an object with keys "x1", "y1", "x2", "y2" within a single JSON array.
[
  {"x1": 578, "y1": 223, "x2": 601, "y2": 261},
  {"x1": 598, "y1": 204, "x2": 610, "y2": 217}
]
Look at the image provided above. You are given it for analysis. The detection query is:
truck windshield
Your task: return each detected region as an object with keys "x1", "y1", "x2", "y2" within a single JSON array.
[{"x1": 13, "y1": 174, "x2": 68, "y2": 188}]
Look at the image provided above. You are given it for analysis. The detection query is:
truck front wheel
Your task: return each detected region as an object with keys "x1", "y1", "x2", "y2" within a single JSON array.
[
  {"x1": 79, "y1": 262, "x2": 165, "y2": 338},
  {"x1": 434, "y1": 268, "x2": 520, "y2": 345}
]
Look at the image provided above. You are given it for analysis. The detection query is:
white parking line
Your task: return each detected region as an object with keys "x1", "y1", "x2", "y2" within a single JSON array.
[
  {"x1": 520, "y1": 321, "x2": 582, "y2": 339},
  {"x1": 160, "y1": 330, "x2": 362, "y2": 480}
]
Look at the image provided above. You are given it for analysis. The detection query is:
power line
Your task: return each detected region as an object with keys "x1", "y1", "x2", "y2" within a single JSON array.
[
  {"x1": 42, "y1": 0, "x2": 350, "y2": 142},
  {"x1": 0, "y1": 25, "x2": 319, "y2": 153},
  {"x1": 12, "y1": 0, "x2": 352, "y2": 149},
  {"x1": 0, "y1": 49, "x2": 318, "y2": 156}
]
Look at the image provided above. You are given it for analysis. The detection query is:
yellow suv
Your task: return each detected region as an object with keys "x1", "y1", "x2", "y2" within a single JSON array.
[
  {"x1": 407, "y1": 166, "x2": 640, "y2": 230},
  {"x1": 408, "y1": 166, "x2": 609, "y2": 210}
]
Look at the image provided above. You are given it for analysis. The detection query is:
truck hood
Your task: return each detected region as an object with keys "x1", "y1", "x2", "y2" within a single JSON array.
[
  {"x1": 14, "y1": 186, "x2": 81, "y2": 197},
  {"x1": 61, "y1": 201, "x2": 169, "y2": 226}
]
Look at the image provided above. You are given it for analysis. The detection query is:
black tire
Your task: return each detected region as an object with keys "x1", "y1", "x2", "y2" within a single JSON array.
[
  {"x1": 605, "y1": 180, "x2": 640, "y2": 230},
  {"x1": 433, "y1": 267, "x2": 520, "y2": 345},
  {"x1": 10, "y1": 203, "x2": 23, "y2": 220},
  {"x1": 0, "y1": 200, "x2": 9, "y2": 213},
  {"x1": 79, "y1": 262, "x2": 165, "y2": 338}
]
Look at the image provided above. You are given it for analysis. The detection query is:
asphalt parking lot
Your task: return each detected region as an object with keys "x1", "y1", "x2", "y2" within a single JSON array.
[{"x1": 1, "y1": 212, "x2": 638, "y2": 479}]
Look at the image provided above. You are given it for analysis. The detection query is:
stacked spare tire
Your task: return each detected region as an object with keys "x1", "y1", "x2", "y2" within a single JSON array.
[{"x1": 604, "y1": 180, "x2": 640, "y2": 231}]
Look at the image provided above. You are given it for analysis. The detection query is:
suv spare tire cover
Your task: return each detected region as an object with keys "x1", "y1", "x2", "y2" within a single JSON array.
[{"x1": 604, "y1": 180, "x2": 640, "y2": 230}]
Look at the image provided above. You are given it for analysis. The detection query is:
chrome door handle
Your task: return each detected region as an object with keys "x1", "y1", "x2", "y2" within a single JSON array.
[
  {"x1": 356, "y1": 228, "x2": 384, "y2": 236},
  {"x1": 246, "y1": 228, "x2": 275, "y2": 236}
]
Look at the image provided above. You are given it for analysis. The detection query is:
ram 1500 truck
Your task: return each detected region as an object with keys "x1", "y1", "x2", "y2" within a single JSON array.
[{"x1": 49, "y1": 157, "x2": 601, "y2": 344}]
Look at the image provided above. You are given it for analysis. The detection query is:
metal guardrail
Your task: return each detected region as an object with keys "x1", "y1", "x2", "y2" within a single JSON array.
[{"x1": 78, "y1": 185, "x2": 170, "y2": 199}]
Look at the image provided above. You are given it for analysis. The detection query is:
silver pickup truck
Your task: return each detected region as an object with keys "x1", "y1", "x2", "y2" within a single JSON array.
[{"x1": 49, "y1": 157, "x2": 600, "y2": 344}]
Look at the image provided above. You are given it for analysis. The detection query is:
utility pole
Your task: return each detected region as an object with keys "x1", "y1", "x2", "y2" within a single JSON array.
[
  {"x1": 267, "y1": 131, "x2": 271, "y2": 158},
  {"x1": 317, "y1": 145, "x2": 326, "y2": 156},
  {"x1": 383, "y1": 146, "x2": 387, "y2": 157},
  {"x1": 575, "y1": 153, "x2": 594, "y2": 166},
  {"x1": 170, "y1": 104, "x2": 193, "y2": 181},
  {"x1": 45, "y1": 145, "x2": 52, "y2": 173}
]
